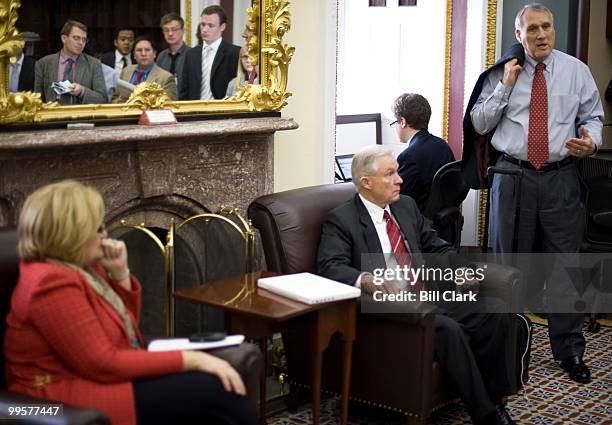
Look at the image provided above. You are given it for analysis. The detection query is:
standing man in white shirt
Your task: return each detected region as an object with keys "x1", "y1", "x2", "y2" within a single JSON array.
[
  {"x1": 156, "y1": 13, "x2": 189, "y2": 87},
  {"x1": 101, "y1": 27, "x2": 135, "y2": 71},
  {"x1": 470, "y1": 3, "x2": 603, "y2": 384},
  {"x1": 179, "y1": 5, "x2": 240, "y2": 100}
]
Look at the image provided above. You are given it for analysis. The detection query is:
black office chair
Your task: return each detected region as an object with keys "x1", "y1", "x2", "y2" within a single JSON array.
[
  {"x1": 423, "y1": 160, "x2": 470, "y2": 251},
  {"x1": 576, "y1": 155, "x2": 612, "y2": 332}
]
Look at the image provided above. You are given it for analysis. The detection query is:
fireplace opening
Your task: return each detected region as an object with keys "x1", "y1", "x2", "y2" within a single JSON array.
[{"x1": 110, "y1": 215, "x2": 249, "y2": 337}]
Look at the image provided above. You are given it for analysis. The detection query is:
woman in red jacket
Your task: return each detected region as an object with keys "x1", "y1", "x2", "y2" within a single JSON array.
[{"x1": 4, "y1": 180, "x2": 258, "y2": 425}]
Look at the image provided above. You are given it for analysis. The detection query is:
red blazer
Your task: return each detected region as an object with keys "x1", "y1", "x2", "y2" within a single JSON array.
[{"x1": 4, "y1": 261, "x2": 183, "y2": 425}]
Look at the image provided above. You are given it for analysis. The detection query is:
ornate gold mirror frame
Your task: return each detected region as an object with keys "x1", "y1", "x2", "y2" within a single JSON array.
[
  {"x1": 0, "y1": 0, "x2": 294, "y2": 126},
  {"x1": 477, "y1": 0, "x2": 498, "y2": 246}
]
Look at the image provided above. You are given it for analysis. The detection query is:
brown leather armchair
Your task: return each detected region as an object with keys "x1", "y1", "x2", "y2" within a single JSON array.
[
  {"x1": 248, "y1": 183, "x2": 520, "y2": 424},
  {"x1": 0, "y1": 228, "x2": 262, "y2": 423}
]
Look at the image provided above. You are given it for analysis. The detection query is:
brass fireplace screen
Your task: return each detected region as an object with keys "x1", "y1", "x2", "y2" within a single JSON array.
[{"x1": 112, "y1": 206, "x2": 256, "y2": 336}]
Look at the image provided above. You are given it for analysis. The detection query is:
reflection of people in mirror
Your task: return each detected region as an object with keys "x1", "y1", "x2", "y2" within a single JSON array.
[
  {"x1": 8, "y1": 48, "x2": 35, "y2": 93},
  {"x1": 225, "y1": 45, "x2": 258, "y2": 97},
  {"x1": 114, "y1": 36, "x2": 177, "y2": 102},
  {"x1": 34, "y1": 20, "x2": 107, "y2": 104},
  {"x1": 156, "y1": 13, "x2": 188, "y2": 88},
  {"x1": 180, "y1": 5, "x2": 240, "y2": 100},
  {"x1": 101, "y1": 27, "x2": 135, "y2": 71},
  {"x1": 4, "y1": 180, "x2": 259, "y2": 425}
]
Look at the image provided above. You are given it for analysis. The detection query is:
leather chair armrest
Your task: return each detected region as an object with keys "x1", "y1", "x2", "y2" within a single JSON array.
[
  {"x1": 477, "y1": 262, "x2": 520, "y2": 305},
  {"x1": 360, "y1": 296, "x2": 437, "y2": 325},
  {"x1": 208, "y1": 343, "x2": 262, "y2": 410},
  {"x1": 0, "y1": 390, "x2": 110, "y2": 424}
]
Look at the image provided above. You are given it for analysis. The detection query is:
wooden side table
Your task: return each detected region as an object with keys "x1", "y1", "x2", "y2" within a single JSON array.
[{"x1": 175, "y1": 271, "x2": 356, "y2": 425}]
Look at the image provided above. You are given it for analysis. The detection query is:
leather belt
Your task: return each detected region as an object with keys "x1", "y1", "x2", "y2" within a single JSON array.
[{"x1": 502, "y1": 154, "x2": 574, "y2": 172}]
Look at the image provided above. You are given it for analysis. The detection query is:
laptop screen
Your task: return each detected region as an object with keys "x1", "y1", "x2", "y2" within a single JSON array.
[{"x1": 335, "y1": 154, "x2": 353, "y2": 182}]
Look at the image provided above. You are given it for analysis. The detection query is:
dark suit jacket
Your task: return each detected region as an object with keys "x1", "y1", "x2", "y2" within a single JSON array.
[
  {"x1": 397, "y1": 130, "x2": 455, "y2": 212},
  {"x1": 461, "y1": 43, "x2": 525, "y2": 189},
  {"x1": 179, "y1": 40, "x2": 240, "y2": 100},
  {"x1": 18, "y1": 55, "x2": 35, "y2": 92},
  {"x1": 100, "y1": 50, "x2": 134, "y2": 69},
  {"x1": 34, "y1": 52, "x2": 107, "y2": 103},
  {"x1": 317, "y1": 194, "x2": 455, "y2": 286}
]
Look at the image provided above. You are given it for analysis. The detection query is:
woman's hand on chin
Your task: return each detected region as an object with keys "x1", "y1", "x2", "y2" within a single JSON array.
[{"x1": 101, "y1": 239, "x2": 131, "y2": 288}]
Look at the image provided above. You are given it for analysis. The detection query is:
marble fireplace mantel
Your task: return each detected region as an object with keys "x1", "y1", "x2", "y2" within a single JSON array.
[
  {"x1": 0, "y1": 116, "x2": 298, "y2": 335},
  {"x1": 0, "y1": 117, "x2": 298, "y2": 227}
]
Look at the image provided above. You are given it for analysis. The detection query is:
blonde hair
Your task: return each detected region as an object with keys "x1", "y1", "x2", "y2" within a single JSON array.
[
  {"x1": 235, "y1": 45, "x2": 250, "y2": 84},
  {"x1": 18, "y1": 180, "x2": 105, "y2": 264}
]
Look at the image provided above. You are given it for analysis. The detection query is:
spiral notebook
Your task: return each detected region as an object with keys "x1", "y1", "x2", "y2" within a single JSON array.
[{"x1": 257, "y1": 272, "x2": 361, "y2": 305}]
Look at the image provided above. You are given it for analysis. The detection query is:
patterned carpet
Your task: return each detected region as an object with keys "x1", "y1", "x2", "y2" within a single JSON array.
[{"x1": 268, "y1": 322, "x2": 611, "y2": 424}]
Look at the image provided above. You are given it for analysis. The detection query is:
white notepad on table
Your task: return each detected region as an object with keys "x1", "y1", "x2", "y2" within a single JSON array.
[
  {"x1": 257, "y1": 272, "x2": 360, "y2": 305},
  {"x1": 148, "y1": 335, "x2": 244, "y2": 352}
]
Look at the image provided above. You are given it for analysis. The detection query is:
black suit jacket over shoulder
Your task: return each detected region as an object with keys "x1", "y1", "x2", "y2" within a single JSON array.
[
  {"x1": 317, "y1": 194, "x2": 454, "y2": 286},
  {"x1": 461, "y1": 43, "x2": 525, "y2": 189},
  {"x1": 179, "y1": 40, "x2": 240, "y2": 100}
]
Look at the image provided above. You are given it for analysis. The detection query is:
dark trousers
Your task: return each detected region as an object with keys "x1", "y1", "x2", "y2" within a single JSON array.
[
  {"x1": 434, "y1": 298, "x2": 512, "y2": 418},
  {"x1": 133, "y1": 371, "x2": 258, "y2": 425},
  {"x1": 490, "y1": 157, "x2": 585, "y2": 360}
]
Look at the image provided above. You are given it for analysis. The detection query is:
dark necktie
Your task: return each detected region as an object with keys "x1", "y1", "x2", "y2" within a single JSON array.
[
  {"x1": 528, "y1": 62, "x2": 548, "y2": 169},
  {"x1": 136, "y1": 71, "x2": 144, "y2": 84},
  {"x1": 383, "y1": 210, "x2": 421, "y2": 292},
  {"x1": 121, "y1": 56, "x2": 127, "y2": 69},
  {"x1": 63, "y1": 58, "x2": 74, "y2": 81},
  {"x1": 169, "y1": 53, "x2": 178, "y2": 76}
]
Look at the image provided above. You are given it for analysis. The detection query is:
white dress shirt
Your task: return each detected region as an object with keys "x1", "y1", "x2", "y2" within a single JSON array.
[
  {"x1": 200, "y1": 37, "x2": 222, "y2": 100},
  {"x1": 355, "y1": 194, "x2": 407, "y2": 288},
  {"x1": 470, "y1": 50, "x2": 603, "y2": 162},
  {"x1": 114, "y1": 50, "x2": 132, "y2": 71},
  {"x1": 9, "y1": 53, "x2": 24, "y2": 93}
]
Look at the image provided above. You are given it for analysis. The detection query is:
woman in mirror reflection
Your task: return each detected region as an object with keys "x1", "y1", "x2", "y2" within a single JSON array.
[
  {"x1": 225, "y1": 45, "x2": 258, "y2": 97},
  {"x1": 4, "y1": 180, "x2": 258, "y2": 425}
]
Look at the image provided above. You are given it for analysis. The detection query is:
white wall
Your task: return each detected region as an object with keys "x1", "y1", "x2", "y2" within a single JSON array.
[{"x1": 273, "y1": 1, "x2": 338, "y2": 191}]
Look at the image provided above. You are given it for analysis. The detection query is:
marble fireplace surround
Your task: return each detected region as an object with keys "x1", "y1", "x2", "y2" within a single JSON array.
[{"x1": 0, "y1": 117, "x2": 298, "y2": 334}]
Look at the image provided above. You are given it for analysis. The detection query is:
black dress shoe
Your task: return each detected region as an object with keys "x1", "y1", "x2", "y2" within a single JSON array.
[
  {"x1": 560, "y1": 356, "x2": 591, "y2": 383},
  {"x1": 473, "y1": 405, "x2": 516, "y2": 425}
]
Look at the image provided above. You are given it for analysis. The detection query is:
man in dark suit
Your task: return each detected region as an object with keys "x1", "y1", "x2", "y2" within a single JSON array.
[
  {"x1": 179, "y1": 5, "x2": 240, "y2": 100},
  {"x1": 394, "y1": 93, "x2": 455, "y2": 212},
  {"x1": 317, "y1": 145, "x2": 516, "y2": 425},
  {"x1": 8, "y1": 48, "x2": 35, "y2": 93},
  {"x1": 34, "y1": 20, "x2": 107, "y2": 104},
  {"x1": 100, "y1": 27, "x2": 135, "y2": 71}
]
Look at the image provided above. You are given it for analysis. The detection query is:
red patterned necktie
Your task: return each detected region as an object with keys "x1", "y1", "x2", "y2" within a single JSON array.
[
  {"x1": 528, "y1": 62, "x2": 548, "y2": 169},
  {"x1": 383, "y1": 210, "x2": 422, "y2": 292},
  {"x1": 136, "y1": 71, "x2": 144, "y2": 84}
]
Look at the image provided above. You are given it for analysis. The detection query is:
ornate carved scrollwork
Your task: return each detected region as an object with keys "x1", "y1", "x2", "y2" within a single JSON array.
[
  {"x1": 238, "y1": 0, "x2": 294, "y2": 112},
  {"x1": 0, "y1": 0, "x2": 42, "y2": 124},
  {"x1": 123, "y1": 82, "x2": 177, "y2": 111}
]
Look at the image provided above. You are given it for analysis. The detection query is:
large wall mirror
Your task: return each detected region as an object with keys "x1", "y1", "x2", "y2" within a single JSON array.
[{"x1": 0, "y1": 0, "x2": 294, "y2": 126}]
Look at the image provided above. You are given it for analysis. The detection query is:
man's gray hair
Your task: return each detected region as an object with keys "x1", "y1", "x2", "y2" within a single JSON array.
[
  {"x1": 351, "y1": 145, "x2": 394, "y2": 189},
  {"x1": 515, "y1": 3, "x2": 554, "y2": 30}
]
